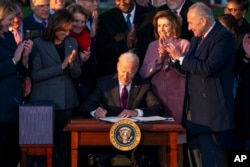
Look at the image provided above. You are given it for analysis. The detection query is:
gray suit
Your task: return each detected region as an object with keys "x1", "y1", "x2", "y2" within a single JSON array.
[
  {"x1": 29, "y1": 36, "x2": 81, "y2": 167},
  {"x1": 30, "y1": 37, "x2": 81, "y2": 110}
]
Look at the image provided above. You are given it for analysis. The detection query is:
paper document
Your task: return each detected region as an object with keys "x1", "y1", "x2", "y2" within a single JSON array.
[
  {"x1": 132, "y1": 116, "x2": 174, "y2": 122},
  {"x1": 98, "y1": 117, "x2": 138, "y2": 123},
  {"x1": 99, "y1": 116, "x2": 174, "y2": 123}
]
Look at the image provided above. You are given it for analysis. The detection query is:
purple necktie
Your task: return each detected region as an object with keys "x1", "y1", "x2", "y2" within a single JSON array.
[{"x1": 120, "y1": 86, "x2": 128, "y2": 109}]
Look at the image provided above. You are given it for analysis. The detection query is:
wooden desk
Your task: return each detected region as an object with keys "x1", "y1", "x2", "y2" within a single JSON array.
[{"x1": 64, "y1": 119, "x2": 184, "y2": 167}]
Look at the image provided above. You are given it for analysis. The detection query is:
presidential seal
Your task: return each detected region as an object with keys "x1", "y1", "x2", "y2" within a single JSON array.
[{"x1": 109, "y1": 119, "x2": 141, "y2": 151}]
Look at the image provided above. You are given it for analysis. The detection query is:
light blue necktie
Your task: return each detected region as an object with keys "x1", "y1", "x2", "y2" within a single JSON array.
[{"x1": 126, "y1": 14, "x2": 132, "y2": 31}]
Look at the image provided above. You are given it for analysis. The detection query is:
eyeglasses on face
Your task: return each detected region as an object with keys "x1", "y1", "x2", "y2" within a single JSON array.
[{"x1": 223, "y1": 7, "x2": 242, "y2": 13}]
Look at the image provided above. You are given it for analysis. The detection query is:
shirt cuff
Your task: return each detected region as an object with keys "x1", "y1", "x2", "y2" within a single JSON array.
[
  {"x1": 12, "y1": 58, "x2": 17, "y2": 65},
  {"x1": 135, "y1": 109, "x2": 143, "y2": 117},
  {"x1": 179, "y1": 56, "x2": 185, "y2": 65},
  {"x1": 90, "y1": 110, "x2": 96, "y2": 118}
]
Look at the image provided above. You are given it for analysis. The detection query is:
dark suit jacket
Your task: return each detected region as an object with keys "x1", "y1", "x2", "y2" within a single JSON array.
[
  {"x1": 96, "y1": 5, "x2": 154, "y2": 76},
  {"x1": 234, "y1": 33, "x2": 250, "y2": 136},
  {"x1": 0, "y1": 32, "x2": 26, "y2": 122},
  {"x1": 179, "y1": 0, "x2": 193, "y2": 40},
  {"x1": 23, "y1": 13, "x2": 45, "y2": 40},
  {"x1": 182, "y1": 21, "x2": 236, "y2": 132},
  {"x1": 83, "y1": 74, "x2": 164, "y2": 117},
  {"x1": 30, "y1": 37, "x2": 81, "y2": 110}
]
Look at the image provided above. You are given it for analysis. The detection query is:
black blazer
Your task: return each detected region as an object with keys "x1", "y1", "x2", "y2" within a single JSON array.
[
  {"x1": 179, "y1": 0, "x2": 193, "y2": 40},
  {"x1": 182, "y1": 21, "x2": 236, "y2": 131},
  {"x1": 0, "y1": 32, "x2": 28, "y2": 122},
  {"x1": 23, "y1": 13, "x2": 46, "y2": 40},
  {"x1": 96, "y1": 5, "x2": 154, "y2": 76},
  {"x1": 83, "y1": 74, "x2": 164, "y2": 117}
]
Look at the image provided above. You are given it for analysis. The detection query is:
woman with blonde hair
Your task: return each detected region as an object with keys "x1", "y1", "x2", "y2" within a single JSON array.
[{"x1": 0, "y1": 1, "x2": 33, "y2": 166}]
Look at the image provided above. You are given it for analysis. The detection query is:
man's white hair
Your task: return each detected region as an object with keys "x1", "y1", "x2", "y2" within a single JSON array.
[
  {"x1": 189, "y1": 2, "x2": 214, "y2": 20},
  {"x1": 118, "y1": 52, "x2": 140, "y2": 68}
]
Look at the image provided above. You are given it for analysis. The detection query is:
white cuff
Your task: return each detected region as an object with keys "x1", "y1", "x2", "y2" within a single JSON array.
[{"x1": 135, "y1": 109, "x2": 143, "y2": 116}]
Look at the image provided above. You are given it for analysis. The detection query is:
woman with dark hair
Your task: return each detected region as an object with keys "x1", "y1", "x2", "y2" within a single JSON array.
[
  {"x1": 67, "y1": 3, "x2": 98, "y2": 116},
  {"x1": 67, "y1": 3, "x2": 98, "y2": 166},
  {"x1": 30, "y1": 9, "x2": 81, "y2": 167},
  {"x1": 139, "y1": 10, "x2": 189, "y2": 167},
  {"x1": 224, "y1": 0, "x2": 250, "y2": 35},
  {"x1": 0, "y1": 1, "x2": 33, "y2": 167},
  {"x1": 218, "y1": 13, "x2": 240, "y2": 37}
]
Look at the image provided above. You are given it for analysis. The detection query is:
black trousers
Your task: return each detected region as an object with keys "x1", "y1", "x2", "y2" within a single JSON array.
[
  {"x1": 186, "y1": 120, "x2": 224, "y2": 167},
  {"x1": 0, "y1": 122, "x2": 20, "y2": 167}
]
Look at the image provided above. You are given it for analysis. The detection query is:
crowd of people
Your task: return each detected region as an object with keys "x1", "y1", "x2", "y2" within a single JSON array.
[{"x1": 0, "y1": 0, "x2": 250, "y2": 167}]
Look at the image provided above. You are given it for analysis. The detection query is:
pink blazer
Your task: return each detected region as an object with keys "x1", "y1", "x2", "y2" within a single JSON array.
[{"x1": 140, "y1": 39, "x2": 190, "y2": 123}]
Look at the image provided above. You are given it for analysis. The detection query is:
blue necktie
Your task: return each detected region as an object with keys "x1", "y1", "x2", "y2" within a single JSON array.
[
  {"x1": 120, "y1": 86, "x2": 128, "y2": 109},
  {"x1": 126, "y1": 14, "x2": 132, "y2": 31}
]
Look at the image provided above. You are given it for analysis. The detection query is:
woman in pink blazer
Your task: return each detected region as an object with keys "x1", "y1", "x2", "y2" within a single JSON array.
[
  {"x1": 139, "y1": 10, "x2": 190, "y2": 167},
  {"x1": 140, "y1": 10, "x2": 190, "y2": 123}
]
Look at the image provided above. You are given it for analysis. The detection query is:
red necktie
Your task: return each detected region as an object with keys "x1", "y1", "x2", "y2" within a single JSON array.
[{"x1": 120, "y1": 86, "x2": 128, "y2": 109}]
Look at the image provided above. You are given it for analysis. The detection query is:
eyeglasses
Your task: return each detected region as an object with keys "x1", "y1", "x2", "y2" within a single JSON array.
[{"x1": 223, "y1": 7, "x2": 242, "y2": 13}]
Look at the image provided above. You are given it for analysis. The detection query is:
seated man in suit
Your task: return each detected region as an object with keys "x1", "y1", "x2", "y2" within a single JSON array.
[{"x1": 83, "y1": 51, "x2": 164, "y2": 167}]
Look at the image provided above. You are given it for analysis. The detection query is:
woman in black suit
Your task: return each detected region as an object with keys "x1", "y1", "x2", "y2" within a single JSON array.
[{"x1": 0, "y1": 1, "x2": 33, "y2": 167}]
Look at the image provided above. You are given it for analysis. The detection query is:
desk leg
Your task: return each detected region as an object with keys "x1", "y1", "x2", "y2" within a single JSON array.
[
  {"x1": 71, "y1": 131, "x2": 78, "y2": 167},
  {"x1": 21, "y1": 147, "x2": 27, "y2": 167},
  {"x1": 46, "y1": 147, "x2": 53, "y2": 167},
  {"x1": 168, "y1": 132, "x2": 178, "y2": 167}
]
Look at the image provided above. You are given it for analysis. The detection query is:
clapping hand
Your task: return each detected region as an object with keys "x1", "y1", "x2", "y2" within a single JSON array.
[
  {"x1": 165, "y1": 43, "x2": 182, "y2": 60},
  {"x1": 13, "y1": 42, "x2": 26, "y2": 63},
  {"x1": 243, "y1": 34, "x2": 250, "y2": 58},
  {"x1": 61, "y1": 49, "x2": 76, "y2": 69},
  {"x1": 22, "y1": 39, "x2": 33, "y2": 66},
  {"x1": 80, "y1": 47, "x2": 91, "y2": 63},
  {"x1": 127, "y1": 24, "x2": 137, "y2": 49},
  {"x1": 90, "y1": 10, "x2": 98, "y2": 37}
]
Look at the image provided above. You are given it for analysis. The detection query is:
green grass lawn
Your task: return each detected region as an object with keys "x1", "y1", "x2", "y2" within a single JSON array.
[{"x1": 22, "y1": 6, "x2": 250, "y2": 22}]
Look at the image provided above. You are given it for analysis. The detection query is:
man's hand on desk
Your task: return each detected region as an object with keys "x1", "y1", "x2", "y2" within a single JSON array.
[
  {"x1": 118, "y1": 109, "x2": 138, "y2": 118},
  {"x1": 95, "y1": 107, "x2": 107, "y2": 118}
]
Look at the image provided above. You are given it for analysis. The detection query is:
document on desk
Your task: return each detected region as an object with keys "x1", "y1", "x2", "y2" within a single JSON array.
[
  {"x1": 99, "y1": 117, "x2": 138, "y2": 123},
  {"x1": 99, "y1": 116, "x2": 174, "y2": 123},
  {"x1": 132, "y1": 116, "x2": 174, "y2": 122}
]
